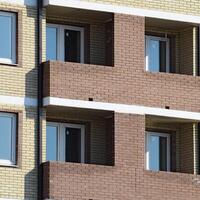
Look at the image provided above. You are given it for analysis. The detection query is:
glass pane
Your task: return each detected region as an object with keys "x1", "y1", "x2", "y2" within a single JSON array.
[
  {"x1": 0, "y1": 15, "x2": 12, "y2": 59},
  {"x1": 65, "y1": 29, "x2": 81, "y2": 63},
  {"x1": 0, "y1": 116, "x2": 12, "y2": 160},
  {"x1": 65, "y1": 127, "x2": 81, "y2": 163},
  {"x1": 46, "y1": 125, "x2": 58, "y2": 161},
  {"x1": 46, "y1": 27, "x2": 57, "y2": 60},
  {"x1": 149, "y1": 135, "x2": 159, "y2": 171},
  {"x1": 149, "y1": 39, "x2": 160, "y2": 72},
  {"x1": 159, "y1": 41, "x2": 167, "y2": 72},
  {"x1": 159, "y1": 136, "x2": 167, "y2": 171}
]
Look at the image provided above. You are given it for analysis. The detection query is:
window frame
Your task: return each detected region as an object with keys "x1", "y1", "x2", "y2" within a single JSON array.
[
  {"x1": 0, "y1": 112, "x2": 16, "y2": 166},
  {"x1": 46, "y1": 23, "x2": 85, "y2": 63},
  {"x1": 145, "y1": 35, "x2": 170, "y2": 73},
  {"x1": 145, "y1": 131, "x2": 170, "y2": 172},
  {"x1": 0, "y1": 11, "x2": 16, "y2": 65},
  {"x1": 46, "y1": 122, "x2": 85, "y2": 163}
]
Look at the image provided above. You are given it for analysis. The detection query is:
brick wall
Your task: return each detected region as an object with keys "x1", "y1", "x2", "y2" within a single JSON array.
[
  {"x1": 179, "y1": 27, "x2": 194, "y2": 75},
  {"x1": 46, "y1": 108, "x2": 114, "y2": 165},
  {"x1": 179, "y1": 124, "x2": 194, "y2": 173},
  {"x1": 0, "y1": 3, "x2": 38, "y2": 200},
  {"x1": 42, "y1": 113, "x2": 200, "y2": 200},
  {"x1": 85, "y1": 0, "x2": 200, "y2": 16},
  {"x1": 146, "y1": 117, "x2": 194, "y2": 174},
  {"x1": 46, "y1": 14, "x2": 110, "y2": 66},
  {"x1": 43, "y1": 14, "x2": 200, "y2": 113}
]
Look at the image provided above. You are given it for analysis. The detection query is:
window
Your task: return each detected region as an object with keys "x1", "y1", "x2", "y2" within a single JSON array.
[
  {"x1": 46, "y1": 122, "x2": 85, "y2": 163},
  {"x1": 0, "y1": 112, "x2": 16, "y2": 165},
  {"x1": 0, "y1": 11, "x2": 16, "y2": 64},
  {"x1": 146, "y1": 36, "x2": 169, "y2": 72},
  {"x1": 146, "y1": 132, "x2": 170, "y2": 171},
  {"x1": 46, "y1": 24, "x2": 84, "y2": 63}
]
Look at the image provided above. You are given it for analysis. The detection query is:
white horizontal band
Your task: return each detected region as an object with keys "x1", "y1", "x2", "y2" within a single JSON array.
[
  {"x1": 0, "y1": 199, "x2": 23, "y2": 200},
  {"x1": 44, "y1": 0, "x2": 200, "y2": 24},
  {"x1": 43, "y1": 97, "x2": 200, "y2": 121},
  {"x1": 0, "y1": 95, "x2": 37, "y2": 107},
  {"x1": 0, "y1": 0, "x2": 36, "y2": 6}
]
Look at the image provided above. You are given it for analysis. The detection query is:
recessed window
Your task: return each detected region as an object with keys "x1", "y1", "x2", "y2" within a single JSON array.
[
  {"x1": 0, "y1": 11, "x2": 16, "y2": 64},
  {"x1": 146, "y1": 132, "x2": 170, "y2": 171},
  {"x1": 145, "y1": 36, "x2": 169, "y2": 72},
  {"x1": 46, "y1": 24, "x2": 84, "y2": 63},
  {"x1": 0, "y1": 112, "x2": 17, "y2": 166},
  {"x1": 46, "y1": 122, "x2": 85, "y2": 163}
]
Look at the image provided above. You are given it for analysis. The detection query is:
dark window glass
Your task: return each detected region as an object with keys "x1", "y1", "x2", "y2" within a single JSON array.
[
  {"x1": 65, "y1": 29, "x2": 81, "y2": 63},
  {"x1": 65, "y1": 127, "x2": 81, "y2": 163},
  {"x1": 159, "y1": 41, "x2": 167, "y2": 72},
  {"x1": 159, "y1": 136, "x2": 167, "y2": 171}
]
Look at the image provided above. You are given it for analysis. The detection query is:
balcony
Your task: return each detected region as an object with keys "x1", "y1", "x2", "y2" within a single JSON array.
[
  {"x1": 43, "y1": 11, "x2": 200, "y2": 113},
  {"x1": 41, "y1": 113, "x2": 200, "y2": 199},
  {"x1": 145, "y1": 17, "x2": 199, "y2": 75},
  {"x1": 43, "y1": 60, "x2": 200, "y2": 113},
  {"x1": 41, "y1": 161, "x2": 200, "y2": 199}
]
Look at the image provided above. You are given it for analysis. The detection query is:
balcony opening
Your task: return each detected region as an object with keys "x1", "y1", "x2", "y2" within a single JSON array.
[
  {"x1": 145, "y1": 17, "x2": 199, "y2": 75},
  {"x1": 45, "y1": 106, "x2": 114, "y2": 166},
  {"x1": 145, "y1": 115, "x2": 199, "y2": 174},
  {"x1": 46, "y1": 6, "x2": 114, "y2": 67}
]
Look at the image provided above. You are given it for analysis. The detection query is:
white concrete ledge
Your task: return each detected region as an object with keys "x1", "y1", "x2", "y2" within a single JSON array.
[
  {"x1": 44, "y1": 0, "x2": 200, "y2": 24},
  {"x1": 43, "y1": 97, "x2": 200, "y2": 121},
  {"x1": 0, "y1": 0, "x2": 36, "y2": 6},
  {"x1": 0, "y1": 95, "x2": 37, "y2": 107}
]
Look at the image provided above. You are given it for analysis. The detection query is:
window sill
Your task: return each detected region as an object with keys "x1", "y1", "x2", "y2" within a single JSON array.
[
  {"x1": 0, "y1": 62, "x2": 19, "y2": 67},
  {"x1": 0, "y1": 162, "x2": 18, "y2": 168}
]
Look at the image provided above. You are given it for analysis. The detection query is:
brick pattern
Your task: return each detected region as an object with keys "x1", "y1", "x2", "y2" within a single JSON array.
[
  {"x1": 42, "y1": 113, "x2": 200, "y2": 200},
  {"x1": 146, "y1": 118, "x2": 194, "y2": 174},
  {"x1": 85, "y1": 0, "x2": 200, "y2": 16},
  {"x1": 43, "y1": 14, "x2": 200, "y2": 113},
  {"x1": 47, "y1": 14, "x2": 110, "y2": 66},
  {"x1": 46, "y1": 108, "x2": 114, "y2": 165},
  {"x1": 179, "y1": 27, "x2": 194, "y2": 75},
  {"x1": 0, "y1": 3, "x2": 38, "y2": 200}
]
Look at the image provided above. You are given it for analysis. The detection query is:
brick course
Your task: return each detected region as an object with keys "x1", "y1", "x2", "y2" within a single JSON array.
[
  {"x1": 42, "y1": 113, "x2": 200, "y2": 200},
  {"x1": 43, "y1": 14, "x2": 200, "y2": 113}
]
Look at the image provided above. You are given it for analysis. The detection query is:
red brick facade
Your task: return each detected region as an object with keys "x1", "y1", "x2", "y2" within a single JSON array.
[
  {"x1": 42, "y1": 113, "x2": 200, "y2": 200},
  {"x1": 43, "y1": 14, "x2": 200, "y2": 112},
  {"x1": 42, "y1": 13, "x2": 200, "y2": 200}
]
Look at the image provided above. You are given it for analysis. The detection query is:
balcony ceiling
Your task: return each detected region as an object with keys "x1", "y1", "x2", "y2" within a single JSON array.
[
  {"x1": 146, "y1": 115, "x2": 197, "y2": 124},
  {"x1": 46, "y1": 6, "x2": 113, "y2": 22},
  {"x1": 146, "y1": 17, "x2": 196, "y2": 30},
  {"x1": 46, "y1": 105, "x2": 113, "y2": 118}
]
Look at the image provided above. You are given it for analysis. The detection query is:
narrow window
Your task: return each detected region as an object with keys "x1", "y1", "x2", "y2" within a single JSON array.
[
  {"x1": 46, "y1": 122, "x2": 85, "y2": 163},
  {"x1": 46, "y1": 26, "x2": 57, "y2": 60},
  {"x1": 146, "y1": 36, "x2": 169, "y2": 72},
  {"x1": 146, "y1": 132, "x2": 170, "y2": 171},
  {"x1": 46, "y1": 124, "x2": 58, "y2": 161},
  {"x1": 0, "y1": 12, "x2": 16, "y2": 64},
  {"x1": 46, "y1": 24, "x2": 84, "y2": 63},
  {"x1": 0, "y1": 112, "x2": 16, "y2": 165}
]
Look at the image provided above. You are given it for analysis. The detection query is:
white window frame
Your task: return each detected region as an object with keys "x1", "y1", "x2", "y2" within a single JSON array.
[
  {"x1": 145, "y1": 131, "x2": 170, "y2": 171},
  {"x1": 0, "y1": 112, "x2": 16, "y2": 166},
  {"x1": 46, "y1": 23, "x2": 85, "y2": 63},
  {"x1": 47, "y1": 122, "x2": 85, "y2": 163},
  {"x1": 0, "y1": 11, "x2": 16, "y2": 65},
  {"x1": 145, "y1": 35, "x2": 170, "y2": 73}
]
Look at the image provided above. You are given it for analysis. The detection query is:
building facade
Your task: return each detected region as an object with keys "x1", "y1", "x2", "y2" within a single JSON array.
[{"x1": 1, "y1": 0, "x2": 200, "y2": 199}]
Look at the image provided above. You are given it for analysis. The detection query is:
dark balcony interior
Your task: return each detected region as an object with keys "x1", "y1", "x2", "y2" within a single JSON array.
[
  {"x1": 46, "y1": 6, "x2": 114, "y2": 66},
  {"x1": 46, "y1": 106, "x2": 114, "y2": 166},
  {"x1": 145, "y1": 17, "x2": 199, "y2": 75},
  {"x1": 146, "y1": 115, "x2": 198, "y2": 174}
]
